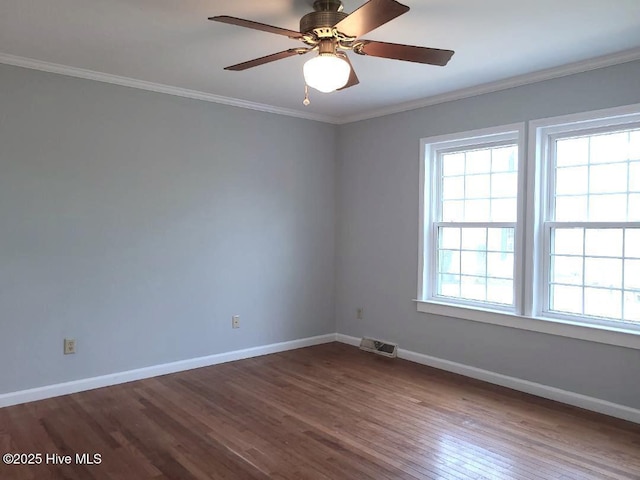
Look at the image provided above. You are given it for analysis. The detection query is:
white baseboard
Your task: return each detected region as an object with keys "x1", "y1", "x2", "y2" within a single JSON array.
[
  {"x1": 336, "y1": 334, "x2": 640, "y2": 424},
  {"x1": 0, "y1": 333, "x2": 336, "y2": 408},
  {"x1": 335, "y1": 333, "x2": 361, "y2": 346},
  {"x1": 4, "y1": 332, "x2": 639, "y2": 424}
]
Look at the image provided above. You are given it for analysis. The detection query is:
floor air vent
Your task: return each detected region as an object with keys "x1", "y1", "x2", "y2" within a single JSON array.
[{"x1": 359, "y1": 337, "x2": 398, "y2": 358}]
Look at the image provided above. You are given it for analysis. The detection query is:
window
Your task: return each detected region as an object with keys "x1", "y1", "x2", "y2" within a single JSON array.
[
  {"x1": 540, "y1": 120, "x2": 640, "y2": 327},
  {"x1": 418, "y1": 107, "x2": 640, "y2": 348},
  {"x1": 420, "y1": 124, "x2": 524, "y2": 312}
]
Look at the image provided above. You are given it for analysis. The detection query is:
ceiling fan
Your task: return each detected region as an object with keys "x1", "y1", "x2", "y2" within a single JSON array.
[{"x1": 209, "y1": 0, "x2": 454, "y2": 95}]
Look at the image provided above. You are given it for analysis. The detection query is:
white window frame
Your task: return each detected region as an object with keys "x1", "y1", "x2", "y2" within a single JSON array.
[
  {"x1": 419, "y1": 123, "x2": 526, "y2": 314},
  {"x1": 417, "y1": 107, "x2": 640, "y2": 350}
]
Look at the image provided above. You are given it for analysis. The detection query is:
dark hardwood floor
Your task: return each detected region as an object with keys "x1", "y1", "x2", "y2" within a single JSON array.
[{"x1": 1, "y1": 342, "x2": 639, "y2": 479}]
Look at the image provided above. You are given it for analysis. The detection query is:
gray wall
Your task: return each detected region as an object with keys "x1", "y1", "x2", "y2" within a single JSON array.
[
  {"x1": 2, "y1": 57, "x2": 640, "y2": 409},
  {"x1": 335, "y1": 60, "x2": 640, "y2": 409},
  {"x1": 0, "y1": 63, "x2": 337, "y2": 394}
]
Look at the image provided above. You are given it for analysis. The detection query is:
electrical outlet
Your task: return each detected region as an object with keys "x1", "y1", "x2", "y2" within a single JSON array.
[
  {"x1": 357, "y1": 308, "x2": 363, "y2": 320},
  {"x1": 232, "y1": 315, "x2": 240, "y2": 329},
  {"x1": 64, "y1": 338, "x2": 76, "y2": 355}
]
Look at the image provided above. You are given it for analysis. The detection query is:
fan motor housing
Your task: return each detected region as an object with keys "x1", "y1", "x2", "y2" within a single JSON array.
[{"x1": 300, "y1": 3, "x2": 348, "y2": 35}]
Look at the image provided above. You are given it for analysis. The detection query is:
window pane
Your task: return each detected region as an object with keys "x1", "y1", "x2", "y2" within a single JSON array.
[
  {"x1": 585, "y1": 229, "x2": 623, "y2": 257},
  {"x1": 439, "y1": 250, "x2": 460, "y2": 274},
  {"x1": 552, "y1": 229, "x2": 584, "y2": 256},
  {"x1": 629, "y1": 194, "x2": 640, "y2": 221},
  {"x1": 630, "y1": 132, "x2": 640, "y2": 161},
  {"x1": 461, "y1": 275, "x2": 486, "y2": 301},
  {"x1": 551, "y1": 256, "x2": 583, "y2": 285},
  {"x1": 488, "y1": 228, "x2": 515, "y2": 252},
  {"x1": 584, "y1": 288, "x2": 622, "y2": 319},
  {"x1": 556, "y1": 137, "x2": 588, "y2": 166},
  {"x1": 487, "y1": 278, "x2": 513, "y2": 304},
  {"x1": 491, "y1": 198, "x2": 517, "y2": 222},
  {"x1": 550, "y1": 285, "x2": 582, "y2": 314},
  {"x1": 487, "y1": 252, "x2": 513, "y2": 279},
  {"x1": 491, "y1": 146, "x2": 517, "y2": 172},
  {"x1": 438, "y1": 274, "x2": 460, "y2": 297},
  {"x1": 555, "y1": 196, "x2": 588, "y2": 221},
  {"x1": 464, "y1": 200, "x2": 490, "y2": 221},
  {"x1": 584, "y1": 258, "x2": 622, "y2": 289},
  {"x1": 624, "y1": 259, "x2": 640, "y2": 290},
  {"x1": 491, "y1": 172, "x2": 518, "y2": 197},
  {"x1": 590, "y1": 163, "x2": 627, "y2": 193},
  {"x1": 461, "y1": 251, "x2": 486, "y2": 276},
  {"x1": 442, "y1": 176, "x2": 464, "y2": 199},
  {"x1": 442, "y1": 153, "x2": 465, "y2": 176},
  {"x1": 466, "y1": 174, "x2": 490, "y2": 198},
  {"x1": 461, "y1": 228, "x2": 486, "y2": 251},
  {"x1": 590, "y1": 132, "x2": 629, "y2": 164},
  {"x1": 556, "y1": 166, "x2": 588, "y2": 195},
  {"x1": 466, "y1": 149, "x2": 491, "y2": 174},
  {"x1": 442, "y1": 200, "x2": 464, "y2": 222},
  {"x1": 439, "y1": 227, "x2": 461, "y2": 249},
  {"x1": 626, "y1": 229, "x2": 640, "y2": 258},
  {"x1": 630, "y1": 162, "x2": 640, "y2": 191},
  {"x1": 588, "y1": 194, "x2": 627, "y2": 222},
  {"x1": 624, "y1": 292, "x2": 640, "y2": 322}
]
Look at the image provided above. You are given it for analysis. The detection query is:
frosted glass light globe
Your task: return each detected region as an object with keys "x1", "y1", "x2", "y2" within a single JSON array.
[{"x1": 303, "y1": 54, "x2": 351, "y2": 93}]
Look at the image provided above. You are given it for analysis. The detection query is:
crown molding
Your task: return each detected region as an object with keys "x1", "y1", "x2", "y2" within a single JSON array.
[
  {"x1": 337, "y1": 47, "x2": 640, "y2": 124},
  {"x1": 2, "y1": 48, "x2": 640, "y2": 126},
  {"x1": 0, "y1": 53, "x2": 340, "y2": 124}
]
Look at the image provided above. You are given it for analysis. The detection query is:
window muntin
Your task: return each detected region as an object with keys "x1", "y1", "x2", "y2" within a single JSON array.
[{"x1": 545, "y1": 127, "x2": 640, "y2": 325}]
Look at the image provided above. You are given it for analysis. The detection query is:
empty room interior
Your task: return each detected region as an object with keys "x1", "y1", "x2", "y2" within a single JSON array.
[{"x1": 2, "y1": 0, "x2": 640, "y2": 479}]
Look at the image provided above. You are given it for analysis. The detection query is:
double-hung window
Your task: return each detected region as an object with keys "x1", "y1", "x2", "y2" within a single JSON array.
[
  {"x1": 538, "y1": 113, "x2": 640, "y2": 328},
  {"x1": 420, "y1": 124, "x2": 525, "y2": 313},
  {"x1": 418, "y1": 106, "x2": 640, "y2": 347}
]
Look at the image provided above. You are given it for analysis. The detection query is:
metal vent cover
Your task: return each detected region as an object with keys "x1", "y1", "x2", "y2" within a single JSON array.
[{"x1": 359, "y1": 337, "x2": 398, "y2": 358}]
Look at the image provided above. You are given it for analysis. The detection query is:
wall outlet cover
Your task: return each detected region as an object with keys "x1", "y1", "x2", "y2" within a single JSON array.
[{"x1": 64, "y1": 338, "x2": 76, "y2": 355}]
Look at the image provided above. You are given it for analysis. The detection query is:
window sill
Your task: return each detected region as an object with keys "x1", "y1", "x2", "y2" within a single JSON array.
[{"x1": 414, "y1": 300, "x2": 640, "y2": 350}]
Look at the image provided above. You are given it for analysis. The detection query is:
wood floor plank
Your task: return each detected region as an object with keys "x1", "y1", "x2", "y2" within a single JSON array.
[{"x1": 1, "y1": 343, "x2": 639, "y2": 479}]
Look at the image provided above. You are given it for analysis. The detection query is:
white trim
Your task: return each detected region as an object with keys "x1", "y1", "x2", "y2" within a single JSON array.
[
  {"x1": 335, "y1": 334, "x2": 640, "y2": 424},
  {"x1": 336, "y1": 333, "x2": 361, "y2": 346},
  {"x1": 2, "y1": 48, "x2": 640, "y2": 126},
  {"x1": 0, "y1": 333, "x2": 336, "y2": 408},
  {"x1": 420, "y1": 124, "x2": 525, "y2": 149},
  {"x1": 415, "y1": 300, "x2": 640, "y2": 349},
  {"x1": 0, "y1": 53, "x2": 338, "y2": 125},
  {"x1": 529, "y1": 102, "x2": 640, "y2": 134},
  {"x1": 338, "y1": 47, "x2": 640, "y2": 124}
]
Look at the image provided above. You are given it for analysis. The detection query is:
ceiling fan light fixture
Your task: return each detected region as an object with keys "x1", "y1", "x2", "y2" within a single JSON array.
[{"x1": 303, "y1": 53, "x2": 351, "y2": 93}]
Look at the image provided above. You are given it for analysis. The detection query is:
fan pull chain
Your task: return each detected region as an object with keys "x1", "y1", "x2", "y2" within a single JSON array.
[{"x1": 303, "y1": 83, "x2": 311, "y2": 106}]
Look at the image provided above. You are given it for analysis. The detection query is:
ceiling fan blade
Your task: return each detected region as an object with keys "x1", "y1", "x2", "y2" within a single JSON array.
[
  {"x1": 210, "y1": 15, "x2": 302, "y2": 39},
  {"x1": 337, "y1": 55, "x2": 360, "y2": 90},
  {"x1": 356, "y1": 40, "x2": 454, "y2": 66},
  {"x1": 225, "y1": 48, "x2": 310, "y2": 71},
  {"x1": 334, "y1": 0, "x2": 409, "y2": 38}
]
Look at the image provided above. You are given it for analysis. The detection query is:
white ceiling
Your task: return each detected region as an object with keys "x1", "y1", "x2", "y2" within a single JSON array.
[{"x1": 1, "y1": 0, "x2": 640, "y2": 122}]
